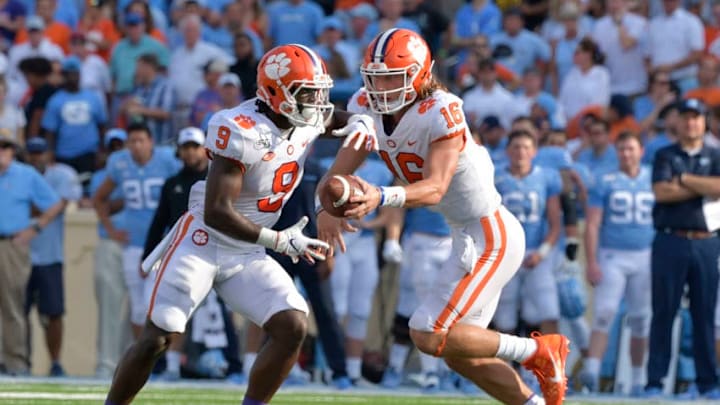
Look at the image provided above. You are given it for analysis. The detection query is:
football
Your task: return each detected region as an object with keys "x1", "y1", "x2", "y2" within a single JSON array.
[{"x1": 319, "y1": 175, "x2": 364, "y2": 218}]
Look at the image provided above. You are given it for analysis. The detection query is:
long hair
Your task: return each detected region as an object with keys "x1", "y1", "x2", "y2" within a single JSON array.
[{"x1": 417, "y1": 76, "x2": 448, "y2": 100}]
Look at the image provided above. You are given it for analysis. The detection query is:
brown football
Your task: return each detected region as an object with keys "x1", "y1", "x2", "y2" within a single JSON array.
[{"x1": 319, "y1": 175, "x2": 364, "y2": 218}]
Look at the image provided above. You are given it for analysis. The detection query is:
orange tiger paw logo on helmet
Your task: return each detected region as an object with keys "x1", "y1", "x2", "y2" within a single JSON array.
[{"x1": 264, "y1": 52, "x2": 292, "y2": 80}]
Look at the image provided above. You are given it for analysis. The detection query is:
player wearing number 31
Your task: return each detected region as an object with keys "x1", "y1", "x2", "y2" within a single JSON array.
[
  {"x1": 318, "y1": 28, "x2": 570, "y2": 405},
  {"x1": 104, "y1": 44, "x2": 378, "y2": 405}
]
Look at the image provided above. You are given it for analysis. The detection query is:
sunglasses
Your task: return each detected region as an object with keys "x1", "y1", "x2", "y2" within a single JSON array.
[{"x1": 0, "y1": 143, "x2": 14, "y2": 149}]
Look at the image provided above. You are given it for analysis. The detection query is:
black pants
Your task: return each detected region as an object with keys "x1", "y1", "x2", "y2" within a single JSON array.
[{"x1": 647, "y1": 232, "x2": 720, "y2": 393}]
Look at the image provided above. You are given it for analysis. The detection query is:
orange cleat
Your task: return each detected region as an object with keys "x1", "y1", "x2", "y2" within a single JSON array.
[{"x1": 521, "y1": 332, "x2": 570, "y2": 405}]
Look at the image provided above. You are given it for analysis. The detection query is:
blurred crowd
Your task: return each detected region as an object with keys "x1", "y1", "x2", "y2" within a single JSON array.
[{"x1": 0, "y1": 0, "x2": 719, "y2": 400}]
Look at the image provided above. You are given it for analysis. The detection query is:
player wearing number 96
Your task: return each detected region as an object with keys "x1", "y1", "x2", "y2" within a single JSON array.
[
  {"x1": 93, "y1": 122, "x2": 181, "y2": 340},
  {"x1": 104, "y1": 44, "x2": 379, "y2": 405},
  {"x1": 580, "y1": 132, "x2": 655, "y2": 394},
  {"x1": 317, "y1": 28, "x2": 570, "y2": 405}
]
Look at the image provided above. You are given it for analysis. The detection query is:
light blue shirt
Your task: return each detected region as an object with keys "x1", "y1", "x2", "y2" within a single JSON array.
[
  {"x1": 554, "y1": 36, "x2": 582, "y2": 88},
  {"x1": 267, "y1": 0, "x2": 325, "y2": 47},
  {"x1": 535, "y1": 145, "x2": 573, "y2": 171},
  {"x1": 589, "y1": 166, "x2": 655, "y2": 250},
  {"x1": 454, "y1": 3, "x2": 502, "y2": 39},
  {"x1": 30, "y1": 164, "x2": 81, "y2": 265},
  {"x1": 0, "y1": 161, "x2": 59, "y2": 235},
  {"x1": 202, "y1": 24, "x2": 234, "y2": 55},
  {"x1": 486, "y1": 137, "x2": 508, "y2": 168},
  {"x1": 405, "y1": 207, "x2": 450, "y2": 237},
  {"x1": 111, "y1": 35, "x2": 170, "y2": 94},
  {"x1": 41, "y1": 89, "x2": 107, "y2": 159},
  {"x1": 490, "y1": 30, "x2": 551, "y2": 76},
  {"x1": 576, "y1": 145, "x2": 619, "y2": 176},
  {"x1": 362, "y1": 18, "x2": 421, "y2": 49},
  {"x1": 642, "y1": 133, "x2": 674, "y2": 165},
  {"x1": 89, "y1": 168, "x2": 125, "y2": 240},
  {"x1": 495, "y1": 166, "x2": 562, "y2": 249},
  {"x1": 106, "y1": 147, "x2": 180, "y2": 247}
]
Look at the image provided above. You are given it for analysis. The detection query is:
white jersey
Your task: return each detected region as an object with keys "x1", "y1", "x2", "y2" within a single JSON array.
[
  {"x1": 348, "y1": 88, "x2": 501, "y2": 227},
  {"x1": 188, "y1": 99, "x2": 320, "y2": 249}
]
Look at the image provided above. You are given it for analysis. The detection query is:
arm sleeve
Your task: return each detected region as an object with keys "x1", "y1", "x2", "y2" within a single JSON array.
[
  {"x1": 205, "y1": 112, "x2": 266, "y2": 169},
  {"x1": 428, "y1": 93, "x2": 469, "y2": 144},
  {"x1": 58, "y1": 166, "x2": 82, "y2": 201},
  {"x1": 142, "y1": 180, "x2": 172, "y2": 260},
  {"x1": 547, "y1": 169, "x2": 562, "y2": 197},
  {"x1": 652, "y1": 149, "x2": 675, "y2": 183},
  {"x1": 587, "y1": 175, "x2": 606, "y2": 208},
  {"x1": 31, "y1": 171, "x2": 60, "y2": 211}
]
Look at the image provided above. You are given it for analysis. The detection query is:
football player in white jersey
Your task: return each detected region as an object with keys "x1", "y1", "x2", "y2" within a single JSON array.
[
  {"x1": 105, "y1": 44, "x2": 378, "y2": 405},
  {"x1": 317, "y1": 28, "x2": 570, "y2": 405}
]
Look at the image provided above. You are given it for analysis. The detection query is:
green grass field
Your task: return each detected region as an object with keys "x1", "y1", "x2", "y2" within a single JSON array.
[{"x1": 0, "y1": 380, "x2": 706, "y2": 405}]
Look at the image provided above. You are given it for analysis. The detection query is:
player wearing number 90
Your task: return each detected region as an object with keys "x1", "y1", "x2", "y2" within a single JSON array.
[
  {"x1": 93, "y1": 122, "x2": 181, "y2": 339},
  {"x1": 317, "y1": 28, "x2": 570, "y2": 405},
  {"x1": 104, "y1": 44, "x2": 379, "y2": 405},
  {"x1": 580, "y1": 132, "x2": 655, "y2": 394}
]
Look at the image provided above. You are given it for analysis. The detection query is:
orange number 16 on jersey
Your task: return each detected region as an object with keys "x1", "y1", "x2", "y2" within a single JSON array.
[{"x1": 440, "y1": 102, "x2": 464, "y2": 129}]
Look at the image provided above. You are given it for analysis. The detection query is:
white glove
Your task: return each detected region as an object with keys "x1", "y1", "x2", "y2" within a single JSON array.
[
  {"x1": 382, "y1": 239, "x2": 403, "y2": 264},
  {"x1": 332, "y1": 114, "x2": 378, "y2": 151},
  {"x1": 257, "y1": 217, "x2": 330, "y2": 264}
]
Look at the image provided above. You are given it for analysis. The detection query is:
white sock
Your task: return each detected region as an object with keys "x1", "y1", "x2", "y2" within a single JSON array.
[
  {"x1": 631, "y1": 366, "x2": 644, "y2": 386},
  {"x1": 166, "y1": 350, "x2": 181, "y2": 373},
  {"x1": 496, "y1": 333, "x2": 538, "y2": 363},
  {"x1": 243, "y1": 352, "x2": 257, "y2": 375},
  {"x1": 388, "y1": 343, "x2": 410, "y2": 373},
  {"x1": 419, "y1": 352, "x2": 439, "y2": 375},
  {"x1": 583, "y1": 357, "x2": 600, "y2": 376},
  {"x1": 524, "y1": 393, "x2": 546, "y2": 405},
  {"x1": 347, "y1": 357, "x2": 362, "y2": 380}
]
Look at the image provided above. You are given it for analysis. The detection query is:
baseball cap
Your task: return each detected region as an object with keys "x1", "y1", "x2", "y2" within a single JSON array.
[
  {"x1": 104, "y1": 128, "x2": 128, "y2": 147},
  {"x1": 0, "y1": 129, "x2": 18, "y2": 147},
  {"x1": 61, "y1": 56, "x2": 82, "y2": 72},
  {"x1": 320, "y1": 16, "x2": 344, "y2": 32},
  {"x1": 218, "y1": 72, "x2": 240, "y2": 87},
  {"x1": 26, "y1": 15, "x2": 45, "y2": 31},
  {"x1": 481, "y1": 115, "x2": 502, "y2": 130},
  {"x1": 25, "y1": 137, "x2": 48, "y2": 153},
  {"x1": 178, "y1": 127, "x2": 205, "y2": 146},
  {"x1": 125, "y1": 12, "x2": 145, "y2": 25},
  {"x1": 678, "y1": 98, "x2": 706, "y2": 115},
  {"x1": 203, "y1": 59, "x2": 229, "y2": 74},
  {"x1": 348, "y1": 3, "x2": 378, "y2": 20}
]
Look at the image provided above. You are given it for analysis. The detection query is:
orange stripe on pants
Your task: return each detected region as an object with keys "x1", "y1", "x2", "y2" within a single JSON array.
[
  {"x1": 432, "y1": 213, "x2": 497, "y2": 332},
  {"x1": 147, "y1": 214, "x2": 194, "y2": 318}
]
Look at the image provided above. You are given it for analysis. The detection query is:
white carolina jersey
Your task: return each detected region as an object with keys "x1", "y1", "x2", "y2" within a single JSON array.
[
  {"x1": 348, "y1": 88, "x2": 501, "y2": 226},
  {"x1": 188, "y1": 99, "x2": 320, "y2": 248}
]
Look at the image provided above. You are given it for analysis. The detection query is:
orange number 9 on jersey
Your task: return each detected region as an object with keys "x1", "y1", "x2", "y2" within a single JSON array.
[{"x1": 216, "y1": 126, "x2": 231, "y2": 150}]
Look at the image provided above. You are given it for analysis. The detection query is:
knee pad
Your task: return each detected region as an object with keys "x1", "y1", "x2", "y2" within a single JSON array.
[
  {"x1": 560, "y1": 192, "x2": 578, "y2": 227},
  {"x1": 626, "y1": 314, "x2": 651, "y2": 338},
  {"x1": 392, "y1": 315, "x2": 412, "y2": 345},
  {"x1": 346, "y1": 313, "x2": 369, "y2": 340},
  {"x1": 591, "y1": 310, "x2": 615, "y2": 334},
  {"x1": 149, "y1": 304, "x2": 189, "y2": 334}
]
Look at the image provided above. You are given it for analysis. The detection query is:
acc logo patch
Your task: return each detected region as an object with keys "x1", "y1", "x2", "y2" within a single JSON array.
[{"x1": 192, "y1": 229, "x2": 209, "y2": 246}]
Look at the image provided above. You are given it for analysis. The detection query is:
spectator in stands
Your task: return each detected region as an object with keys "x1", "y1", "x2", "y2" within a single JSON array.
[
  {"x1": 539, "y1": 0, "x2": 593, "y2": 44},
  {"x1": 168, "y1": 14, "x2": 232, "y2": 131},
  {"x1": 190, "y1": 59, "x2": 227, "y2": 129},
  {"x1": 706, "y1": 105, "x2": 720, "y2": 148},
  {"x1": 223, "y1": 1, "x2": 264, "y2": 58},
  {"x1": 559, "y1": 37, "x2": 610, "y2": 121},
  {"x1": 478, "y1": 115, "x2": 508, "y2": 166},
  {"x1": 685, "y1": 56, "x2": 720, "y2": 107},
  {"x1": 0, "y1": 131, "x2": 62, "y2": 376},
  {"x1": 314, "y1": 16, "x2": 360, "y2": 103},
  {"x1": 451, "y1": 0, "x2": 502, "y2": 55},
  {"x1": 705, "y1": 0, "x2": 720, "y2": 53},
  {"x1": 24, "y1": 137, "x2": 82, "y2": 377},
  {"x1": 490, "y1": 8, "x2": 551, "y2": 76},
  {"x1": 345, "y1": 3, "x2": 377, "y2": 49},
  {"x1": 403, "y1": 0, "x2": 449, "y2": 54},
  {"x1": 267, "y1": 0, "x2": 324, "y2": 48},
  {"x1": 592, "y1": 0, "x2": 649, "y2": 98},
  {"x1": 125, "y1": 0, "x2": 167, "y2": 45},
  {"x1": 648, "y1": 0, "x2": 704, "y2": 93},
  {"x1": 361, "y1": 0, "x2": 420, "y2": 48},
  {"x1": 234, "y1": 0, "x2": 268, "y2": 42},
  {"x1": 229, "y1": 32, "x2": 258, "y2": 101},
  {"x1": 123, "y1": 53, "x2": 174, "y2": 145},
  {"x1": 15, "y1": 0, "x2": 71, "y2": 53},
  {"x1": 202, "y1": 7, "x2": 233, "y2": 54},
  {"x1": 642, "y1": 102, "x2": 679, "y2": 165},
  {"x1": 0, "y1": 0, "x2": 27, "y2": 51},
  {"x1": 607, "y1": 94, "x2": 642, "y2": 140},
  {"x1": 576, "y1": 117, "x2": 619, "y2": 175},
  {"x1": 198, "y1": 72, "x2": 241, "y2": 130},
  {"x1": 455, "y1": 35, "x2": 520, "y2": 93},
  {"x1": 517, "y1": 67, "x2": 564, "y2": 126},
  {"x1": 463, "y1": 57, "x2": 522, "y2": 130},
  {"x1": 634, "y1": 71, "x2": 679, "y2": 132},
  {"x1": 142, "y1": 127, "x2": 209, "y2": 381},
  {"x1": 77, "y1": 0, "x2": 121, "y2": 62},
  {"x1": 0, "y1": 78, "x2": 26, "y2": 147},
  {"x1": 166, "y1": 0, "x2": 206, "y2": 48},
  {"x1": 109, "y1": 11, "x2": 169, "y2": 112},
  {"x1": 42, "y1": 56, "x2": 107, "y2": 179},
  {"x1": 6, "y1": 16, "x2": 63, "y2": 105},
  {"x1": 549, "y1": 1, "x2": 584, "y2": 95},
  {"x1": 68, "y1": 33, "x2": 112, "y2": 112},
  {"x1": 89, "y1": 128, "x2": 128, "y2": 378},
  {"x1": 17, "y1": 57, "x2": 57, "y2": 139},
  {"x1": 646, "y1": 98, "x2": 720, "y2": 399}
]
